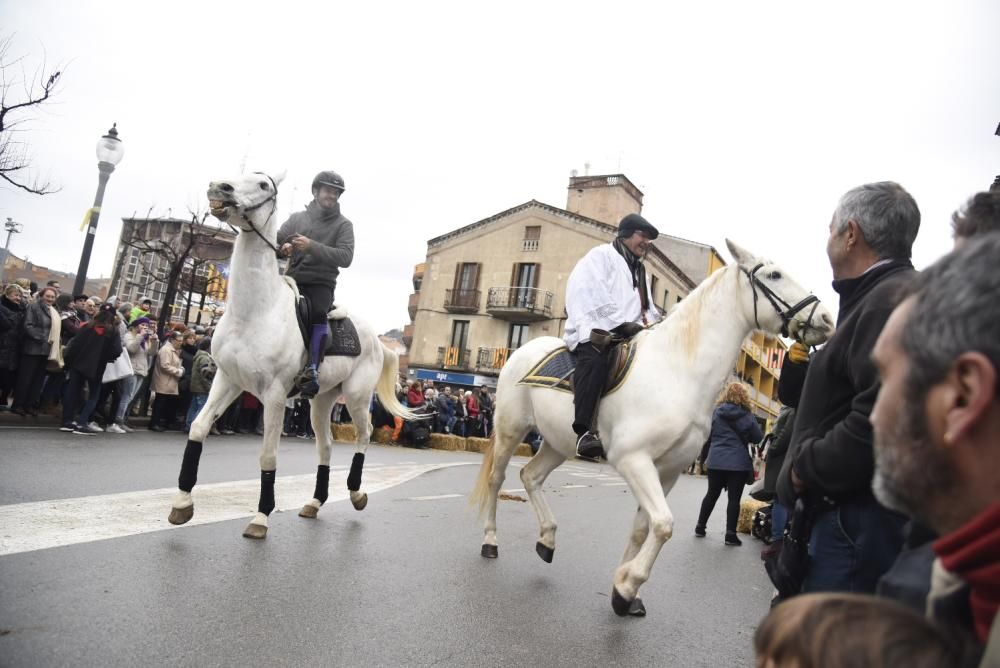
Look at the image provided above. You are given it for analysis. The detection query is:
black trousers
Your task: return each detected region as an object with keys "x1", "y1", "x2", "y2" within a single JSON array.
[
  {"x1": 12, "y1": 354, "x2": 47, "y2": 410},
  {"x1": 697, "y1": 468, "x2": 748, "y2": 533},
  {"x1": 298, "y1": 284, "x2": 335, "y2": 325},
  {"x1": 572, "y1": 343, "x2": 610, "y2": 436}
]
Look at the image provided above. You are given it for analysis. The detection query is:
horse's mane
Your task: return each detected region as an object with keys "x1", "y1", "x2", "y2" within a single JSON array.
[{"x1": 653, "y1": 265, "x2": 734, "y2": 360}]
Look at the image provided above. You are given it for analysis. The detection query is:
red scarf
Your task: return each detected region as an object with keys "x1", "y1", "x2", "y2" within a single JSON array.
[{"x1": 933, "y1": 502, "x2": 1000, "y2": 642}]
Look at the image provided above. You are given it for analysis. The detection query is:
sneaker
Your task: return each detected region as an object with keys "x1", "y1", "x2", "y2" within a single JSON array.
[
  {"x1": 106, "y1": 423, "x2": 126, "y2": 434},
  {"x1": 86, "y1": 421, "x2": 105, "y2": 433},
  {"x1": 575, "y1": 431, "x2": 605, "y2": 461},
  {"x1": 73, "y1": 424, "x2": 100, "y2": 435},
  {"x1": 60, "y1": 423, "x2": 77, "y2": 432},
  {"x1": 119, "y1": 422, "x2": 135, "y2": 433},
  {"x1": 725, "y1": 532, "x2": 743, "y2": 546},
  {"x1": 694, "y1": 525, "x2": 706, "y2": 538}
]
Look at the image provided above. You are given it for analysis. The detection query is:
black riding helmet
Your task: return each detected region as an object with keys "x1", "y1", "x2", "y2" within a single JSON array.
[{"x1": 312, "y1": 170, "x2": 345, "y2": 194}]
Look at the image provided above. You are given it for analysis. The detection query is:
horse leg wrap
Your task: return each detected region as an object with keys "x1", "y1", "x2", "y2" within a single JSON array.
[
  {"x1": 258, "y1": 470, "x2": 277, "y2": 516},
  {"x1": 347, "y1": 453, "x2": 365, "y2": 492},
  {"x1": 313, "y1": 465, "x2": 330, "y2": 504},
  {"x1": 178, "y1": 440, "x2": 204, "y2": 492}
]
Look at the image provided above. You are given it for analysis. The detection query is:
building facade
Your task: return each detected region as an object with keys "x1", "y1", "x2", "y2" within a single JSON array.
[{"x1": 404, "y1": 175, "x2": 695, "y2": 392}]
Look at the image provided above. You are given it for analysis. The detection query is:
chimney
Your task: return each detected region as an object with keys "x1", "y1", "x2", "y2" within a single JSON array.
[{"x1": 565, "y1": 174, "x2": 643, "y2": 227}]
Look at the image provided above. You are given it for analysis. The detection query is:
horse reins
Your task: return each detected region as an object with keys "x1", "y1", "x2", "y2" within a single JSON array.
[
  {"x1": 743, "y1": 263, "x2": 821, "y2": 341},
  {"x1": 225, "y1": 172, "x2": 282, "y2": 254}
]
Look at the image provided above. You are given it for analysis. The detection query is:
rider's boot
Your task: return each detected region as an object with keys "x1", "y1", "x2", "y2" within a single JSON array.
[
  {"x1": 575, "y1": 430, "x2": 605, "y2": 461},
  {"x1": 296, "y1": 324, "x2": 329, "y2": 398}
]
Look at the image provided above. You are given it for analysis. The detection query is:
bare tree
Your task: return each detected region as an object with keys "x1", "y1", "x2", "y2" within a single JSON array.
[
  {"x1": 0, "y1": 35, "x2": 62, "y2": 195},
  {"x1": 120, "y1": 213, "x2": 234, "y2": 337}
]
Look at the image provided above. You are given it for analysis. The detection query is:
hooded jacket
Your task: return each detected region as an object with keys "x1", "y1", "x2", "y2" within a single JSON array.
[
  {"x1": 776, "y1": 260, "x2": 917, "y2": 507},
  {"x1": 276, "y1": 201, "x2": 354, "y2": 289},
  {"x1": 63, "y1": 323, "x2": 123, "y2": 381},
  {"x1": 705, "y1": 402, "x2": 764, "y2": 471}
]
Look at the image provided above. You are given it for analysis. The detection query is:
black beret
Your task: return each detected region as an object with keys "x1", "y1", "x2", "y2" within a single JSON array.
[{"x1": 617, "y1": 213, "x2": 659, "y2": 240}]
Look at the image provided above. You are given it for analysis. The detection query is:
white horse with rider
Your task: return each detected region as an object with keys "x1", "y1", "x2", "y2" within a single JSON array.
[
  {"x1": 167, "y1": 171, "x2": 416, "y2": 539},
  {"x1": 471, "y1": 240, "x2": 834, "y2": 616}
]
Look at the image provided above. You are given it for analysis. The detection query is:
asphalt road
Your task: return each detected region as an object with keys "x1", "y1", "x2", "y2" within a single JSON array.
[{"x1": 0, "y1": 425, "x2": 773, "y2": 667}]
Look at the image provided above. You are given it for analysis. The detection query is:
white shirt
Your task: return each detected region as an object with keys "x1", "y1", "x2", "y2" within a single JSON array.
[{"x1": 563, "y1": 243, "x2": 661, "y2": 351}]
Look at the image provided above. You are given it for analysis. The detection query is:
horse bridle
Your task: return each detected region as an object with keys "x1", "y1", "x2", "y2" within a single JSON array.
[
  {"x1": 227, "y1": 172, "x2": 281, "y2": 254},
  {"x1": 742, "y1": 263, "x2": 821, "y2": 342}
]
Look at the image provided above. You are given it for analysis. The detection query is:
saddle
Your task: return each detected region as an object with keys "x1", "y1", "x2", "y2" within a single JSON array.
[
  {"x1": 518, "y1": 338, "x2": 638, "y2": 396},
  {"x1": 295, "y1": 294, "x2": 361, "y2": 357}
]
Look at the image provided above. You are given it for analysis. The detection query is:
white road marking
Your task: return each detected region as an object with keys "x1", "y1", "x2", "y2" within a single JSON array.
[
  {"x1": 0, "y1": 462, "x2": 473, "y2": 556},
  {"x1": 602, "y1": 482, "x2": 629, "y2": 487},
  {"x1": 408, "y1": 494, "x2": 463, "y2": 501},
  {"x1": 500, "y1": 488, "x2": 526, "y2": 494},
  {"x1": 561, "y1": 484, "x2": 588, "y2": 489}
]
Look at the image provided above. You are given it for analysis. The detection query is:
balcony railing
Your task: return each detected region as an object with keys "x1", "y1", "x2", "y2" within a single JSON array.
[
  {"x1": 486, "y1": 286, "x2": 553, "y2": 322},
  {"x1": 443, "y1": 289, "x2": 480, "y2": 313},
  {"x1": 476, "y1": 346, "x2": 511, "y2": 373},
  {"x1": 437, "y1": 346, "x2": 471, "y2": 370},
  {"x1": 522, "y1": 239, "x2": 539, "y2": 252}
]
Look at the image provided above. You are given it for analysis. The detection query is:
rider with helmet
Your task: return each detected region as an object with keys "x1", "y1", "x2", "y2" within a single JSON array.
[
  {"x1": 277, "y1": 170, "x2": 355, "y2": 397},
  {"x1": 563, "y1": 213, "x2": 662, "y2": 460}
]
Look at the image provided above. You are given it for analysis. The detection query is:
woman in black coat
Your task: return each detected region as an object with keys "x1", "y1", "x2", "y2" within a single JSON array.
[
  {"x1": 61, "y1": 304, "x2": 123, "y2": 433},
  {"x1": 695, "y1": 382, "x2": 764, "y2": 546},
  {"x1": 0, "y1": 284, "x2": 26, "y2": 408},
  {"x1": 11, "y1": 287, "x2": 58, "y2": 415}
]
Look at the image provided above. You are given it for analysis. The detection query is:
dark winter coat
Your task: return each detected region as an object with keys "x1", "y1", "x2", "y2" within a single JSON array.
[
  {"x1": 776, "y1": 260, "x2": 917, "y2": 507},
  {"x1": 0, "y1": 296, "x2": 25, "y2": 370},
  {"x1": 59, "y1": 309, "x2": 84, "y2": 345},
  {"x1": 762, "y1": 406, "x2": 796, "y2": 497},
  {"x1": 276, "y1": 201, "x2": 354, "y2": 289},
  {"x1": 190, "y1": 350, "x2": 216, "y2": 394},
  {"x1": 705, "y1": 402, "x2": 763, "y2": 471},
  {"x1": 436, "y1": 393, "x2": 456, "y2": 418},
  {"x1": 21, "y1": 300, "x2": 53, "y2": 356},
  {"x1": 63, "y1": 324, "x2": 123, "y2": 381},
  {"x1": 178, "y1": 343, "x2": 197, "y2": 392}
]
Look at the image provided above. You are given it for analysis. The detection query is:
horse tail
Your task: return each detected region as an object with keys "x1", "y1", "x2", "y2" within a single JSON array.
[
  {"x1": 469, "y1": 431, "x2": 496, "y2": 517},
  {"x1": 376, "y1": 342, "x2": 420, "y2": 421}
]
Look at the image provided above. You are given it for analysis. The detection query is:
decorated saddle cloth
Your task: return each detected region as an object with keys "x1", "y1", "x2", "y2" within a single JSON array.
[
  {"x1": 519, "y1": 340, "x2": 637, "y2": 396},
  {"x1": 295, "y1": 296, "x2": 361, "y2": 357}
]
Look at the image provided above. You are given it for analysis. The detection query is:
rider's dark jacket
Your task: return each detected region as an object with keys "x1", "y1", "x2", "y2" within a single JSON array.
[
  {"x1": 776, "y1": 259, "x2": 916, "y2": 507},
  {"x1": 276, "y1": 201, "x2": 354, "y2": 290}
]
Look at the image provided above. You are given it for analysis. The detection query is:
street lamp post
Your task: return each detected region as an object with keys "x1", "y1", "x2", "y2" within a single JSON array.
[
  {"x1": 73, "y1": 124, "x2": 124, "y2": 296},
  {"x1": 0, "y1": 217, "x2": 24, "y2": 286}
]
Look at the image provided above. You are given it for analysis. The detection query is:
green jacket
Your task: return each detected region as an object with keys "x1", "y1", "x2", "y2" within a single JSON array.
[{"x1": 190, "y1": 350, "x2": 217, "y2": 394}]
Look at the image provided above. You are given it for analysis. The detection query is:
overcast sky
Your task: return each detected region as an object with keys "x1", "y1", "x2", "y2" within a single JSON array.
[{"x1": 2, "y1": 1, "x2": 997, "y2": 333}]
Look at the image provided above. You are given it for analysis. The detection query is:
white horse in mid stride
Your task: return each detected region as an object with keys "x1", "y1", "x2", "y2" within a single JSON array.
[
  {"x1": 470, "y1": 240, "x2": 834, "y2": 616},
  {"x1": 167, "y1": 170, "x2": 416, "y2": 539}
]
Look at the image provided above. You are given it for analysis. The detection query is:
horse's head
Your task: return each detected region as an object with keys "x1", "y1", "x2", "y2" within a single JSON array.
[
  {"x1": 725, "y1": 239, "x2": 835, "y2": 347},
  {"x1": 206, "y1": 170, "x2": 286, "y2": 230}
]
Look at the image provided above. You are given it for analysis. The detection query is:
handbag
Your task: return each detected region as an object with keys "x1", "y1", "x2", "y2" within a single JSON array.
[
  {"x1": 764, "y1": 498, "x2": 815, "y2": 598},
  {"x1": 103, "y1": 351, "x2": 134, "y2": 384}
]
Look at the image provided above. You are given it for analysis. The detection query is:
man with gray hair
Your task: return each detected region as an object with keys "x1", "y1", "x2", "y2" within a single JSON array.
[
  {"x1": 870, "y1": 232, "x2": 1000, "y2": 661},
  {"x1": 775, "y1": 181, "x2": 920, "y2": 595}
]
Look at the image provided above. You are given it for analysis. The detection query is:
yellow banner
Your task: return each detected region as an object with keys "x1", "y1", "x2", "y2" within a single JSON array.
[{"x1": 79, "y1": 206, "x2": 101, "y2": 231}]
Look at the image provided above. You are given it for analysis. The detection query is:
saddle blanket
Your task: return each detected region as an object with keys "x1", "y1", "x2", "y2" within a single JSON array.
[
  {"x1": 518, "y1": 341, "x2": 637, "y2": 396},
  {"x1": 295, "y1": 296, "x2": 361, "y2": 357}
]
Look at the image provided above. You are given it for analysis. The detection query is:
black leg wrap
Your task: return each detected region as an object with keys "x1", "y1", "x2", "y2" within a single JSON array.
[
  {"x1": 313, "y1": 465, "x2": 330, "y2": 504},
  {"x1": 347, "y1": 453, "x2": 365, "y2": 492},
  {"x1": 178, "y1": 440, "x2": 204, "y2": 492},
  {"x1": 258, "y1": 470, "x2": 276, "y2": 515}
]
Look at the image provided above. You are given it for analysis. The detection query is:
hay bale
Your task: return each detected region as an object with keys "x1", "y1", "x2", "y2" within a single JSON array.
[
  {"x1": 737, "y1": 498, "x2": 769, "y2": 534},
  {"x1": 514, "y1": 443, "x2": 533, "y2": 457},
  {"x1": 331, "y1": 424, "x2": 358, "y2": 442},
  {"x1": 465, "y1": 437, "x2": 490, "y2": 454},
  {"x1": 371, "y1": 426, "x2": 395, "y2": 445},
  {"x1": 429, "y1": 433, "x2": 465, "y2": 451}
]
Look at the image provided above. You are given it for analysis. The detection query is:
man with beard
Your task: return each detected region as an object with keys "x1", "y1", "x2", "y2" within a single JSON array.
[
  {"x1": 870, "y1": 233, "x2": 1000, "y2": 663},
  {"x1": 277, "y1": 171, "x2": 354, "y2": 397},
  {"x1": 563, "y1": 213, "x2": 662, "y2": 460}
]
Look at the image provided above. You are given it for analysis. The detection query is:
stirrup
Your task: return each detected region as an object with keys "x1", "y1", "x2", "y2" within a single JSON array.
[
  {"x1": 575, "y1": 431, "x2": 605, "y2": 461},
  {"x1": 295, "y1": 367, "x2": 320, "y2": 398}
]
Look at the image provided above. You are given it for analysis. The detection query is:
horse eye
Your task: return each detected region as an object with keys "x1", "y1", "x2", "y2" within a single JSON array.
[
  {"x1": 768, "y1": 271, "x2": 782, "y2": 280},
  {"x1": 259, "y1": 181, "x2": 269, "y2": 190}
]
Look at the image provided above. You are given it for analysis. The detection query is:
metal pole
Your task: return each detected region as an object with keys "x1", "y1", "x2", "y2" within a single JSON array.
[
  {"x1": 0, "y1": 218, "x2": 23, "y2": 286},
  {"x1": 73, "y1": 162, "x2": 115, "y2": 295}
]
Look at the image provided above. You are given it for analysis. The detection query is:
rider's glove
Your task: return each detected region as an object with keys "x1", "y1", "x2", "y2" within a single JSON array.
[
  {"x1": 788, "y1": 342, "x2": 809, "y2": 364},
  {"x1": 612, "y1": 321, "x2": 644, "y2": 338}
]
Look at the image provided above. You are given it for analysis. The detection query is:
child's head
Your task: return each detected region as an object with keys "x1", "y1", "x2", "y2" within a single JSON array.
[{"x1": 755, "y1": 593, "x2": 969, "y2": 668}]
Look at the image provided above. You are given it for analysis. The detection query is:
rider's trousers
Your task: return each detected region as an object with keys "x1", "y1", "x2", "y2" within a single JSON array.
[
  {"x1": 572, "y1": 343, "x2": 610, "y2": 436},
  {"x1": 298, "y1": 283, "x2": 335, "y2": 324}
]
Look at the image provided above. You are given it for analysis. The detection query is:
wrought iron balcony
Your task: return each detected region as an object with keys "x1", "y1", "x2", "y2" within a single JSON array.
[
  {"x1": 437, "y1": 346, "x2": 471, "y2": 370},
  {"x1": 486, "y1": 287, "x2": 553, "y2": 322},
  {"x1": 475, "y1": 346, "x2": 511, "y2": 374},
  {"x1": 443, "y1": 289, "x2": 480, "y2": 313}
]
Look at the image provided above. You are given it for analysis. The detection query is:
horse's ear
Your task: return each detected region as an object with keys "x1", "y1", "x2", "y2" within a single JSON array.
[
  {"x1": 270, "y1": 170, "x2": 287, "y2": 186},
  {"x1": 725, "y1": 239, "x2": 755, "y2": 268}
]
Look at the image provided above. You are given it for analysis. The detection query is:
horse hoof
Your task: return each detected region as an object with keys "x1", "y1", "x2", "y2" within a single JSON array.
[
  {"x1": 168, "y1": 505, "x2": 194, "y2": 525},
  {"x1": 628, "y1": 598, "x2": 646, "y2": 617},
  {"x1": 611, "y1": 587, "x2": 632, "y2": 617},
  {"x1": 481, "y1": 544, "x2": 499, "y2": 559},
  {"x1": 351, "y1": 493, "x2": 368, "y2": 511},
  {"x1": 299, "y1": 505, "x2": 319, "y2": 519},
  {"x1": 242, "y1": 523, "x2": 268, "y2": 539},
  {"x1": 535, "y1": 541, "x2": 554, "y2": 563}
]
